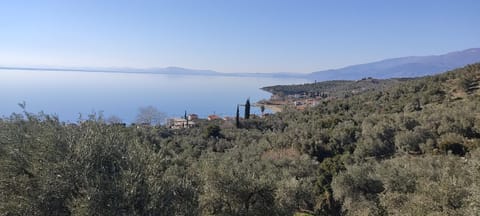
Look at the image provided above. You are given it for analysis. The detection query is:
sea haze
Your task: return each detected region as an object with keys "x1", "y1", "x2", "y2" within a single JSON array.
[{"x1": 0, "y1": 70, "x2": 307, "y2": 123}]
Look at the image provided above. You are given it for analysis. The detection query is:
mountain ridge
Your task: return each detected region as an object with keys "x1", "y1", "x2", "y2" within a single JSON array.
[
  {"x1": 1, "y1": 48, "x2": 479, "y2": 80},
  {"x1": 308, "y1": 48, "x2": 480, "y2": 80},
  {"x1": 0, "y1": 65, "x2": 304, "y2": 78}
]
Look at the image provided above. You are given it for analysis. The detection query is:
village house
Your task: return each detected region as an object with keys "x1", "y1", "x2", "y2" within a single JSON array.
[
  {"x1": 207, "y1": 114, "x2": 221, "y2": 121},
  {"x1": 223, "y1": 116, "x2": 235, "y2": 121},
  {"x1": 188, "y1": 114, "x2": 199, "y2": 121},
  {"x1": 167, "y1": 118, "x2": 196, "y2": 129},
  {"x1": 293, "y1": 101, "x2": 303, "y2": 106},
  {"x1": 270, "y1": 94, "x2": 284, "y2": 101}
]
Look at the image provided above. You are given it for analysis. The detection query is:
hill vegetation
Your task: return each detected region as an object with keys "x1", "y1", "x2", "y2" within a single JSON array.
[
  {"x1": 262, "y1": 77, "x2": 412, "y2": 99},
  {"x1": 1, "y1": 63, "x2": 480, "y2": 215}
]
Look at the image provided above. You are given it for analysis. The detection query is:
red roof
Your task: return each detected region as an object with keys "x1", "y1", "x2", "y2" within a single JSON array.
[{"x1": 207, "y1": 115, "x2": 221, "y2": 120}]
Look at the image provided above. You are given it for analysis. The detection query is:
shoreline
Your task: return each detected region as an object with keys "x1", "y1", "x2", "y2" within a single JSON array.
[{"x1": 255, "y1": 100, "x2": 286, "y2": 113}]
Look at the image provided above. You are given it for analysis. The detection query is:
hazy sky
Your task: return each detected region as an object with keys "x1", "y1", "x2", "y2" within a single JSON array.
[{"x1": 1, "y1": 0, "x2": 479, "y2": 73}]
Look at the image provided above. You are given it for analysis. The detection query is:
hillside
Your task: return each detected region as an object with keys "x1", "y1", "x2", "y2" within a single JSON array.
[
  {"x1": 1, "y1": 64, "x2": 480, "y2": 215},
  {"x1": 262, "y1": 77, "x2": 413, "y2": 99},
  {"x1": 308, "y1": 48, "x2": 480, "y2": 80}
]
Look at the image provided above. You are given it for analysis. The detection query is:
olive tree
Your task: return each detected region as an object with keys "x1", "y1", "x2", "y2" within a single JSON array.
[{"x1": 135, "y1": 106, "x2": 166, "y2": 125}]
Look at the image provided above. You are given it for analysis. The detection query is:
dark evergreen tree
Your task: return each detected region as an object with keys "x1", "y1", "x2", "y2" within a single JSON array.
[
  {"x1": 245, "y1": 98, "x2": 251, "y2": 119},
  {"x1": 236, "y1": 105, "x2": 240, "y2": 128}
]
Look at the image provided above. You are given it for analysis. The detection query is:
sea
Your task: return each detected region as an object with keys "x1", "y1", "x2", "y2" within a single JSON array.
[{"x1": 0, "y1": 70, "x2": 308, "y2": 123}]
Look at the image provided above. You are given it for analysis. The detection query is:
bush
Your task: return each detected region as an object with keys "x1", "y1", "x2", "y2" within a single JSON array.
[
  {"x1": 438, "y1": 133, "x2": 466, "y2": 156},
  {"x1": 204, "y1": 124, "x2": 222, "y2": 138},
  {"x1": 394, "y1": 130, "x2": 425, "y2": 153}
]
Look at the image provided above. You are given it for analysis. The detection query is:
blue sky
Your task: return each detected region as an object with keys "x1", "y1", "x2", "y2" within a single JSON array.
[{"x1": 0, "y1": 0, "x2": 479, "y2": 73}]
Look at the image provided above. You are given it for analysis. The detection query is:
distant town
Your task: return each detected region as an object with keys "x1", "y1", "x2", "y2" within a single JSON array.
[{"x1": 167, "y1": 111, "x2": 269, "y2": 129}]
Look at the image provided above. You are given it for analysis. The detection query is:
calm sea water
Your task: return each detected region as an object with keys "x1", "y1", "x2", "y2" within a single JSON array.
[{"x1": 0, "y1": 70, "x2": 308, "y2": 123}]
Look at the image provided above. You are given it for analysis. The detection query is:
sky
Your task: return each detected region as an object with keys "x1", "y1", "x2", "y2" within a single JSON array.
[{"x1": 0, "y1": 0, "x2": 479, "y2": 73}]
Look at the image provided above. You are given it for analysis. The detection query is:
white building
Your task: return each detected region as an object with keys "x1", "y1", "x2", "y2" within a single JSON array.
[{"x1": 167, "y1": 118, "x2": 196, "y2": 129}]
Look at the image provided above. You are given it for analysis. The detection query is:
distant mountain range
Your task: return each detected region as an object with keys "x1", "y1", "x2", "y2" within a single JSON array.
[
  {"x1": 0, "y1": 65, "x2": 300, "y2": 78},
  {"x1": 0, "y1": 66, "x2": 222, "y2": 76},
  {"x1": 308, "y1": 48, "x2": 480, "y2": 80},
  {"x1": 1, "y1": 48, "x2": 479, "y2": 80}
]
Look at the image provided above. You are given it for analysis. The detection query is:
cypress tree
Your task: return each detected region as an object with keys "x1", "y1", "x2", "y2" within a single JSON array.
[
  {"x1": 236, "y1": 105, "x2": 240, "y2": 128},
  {"x1": 245, "y1": 98, "x2": 250, "y2": 119},
  {"x1": 184, "y1": 110, "x2": 189, "y2": 128}
]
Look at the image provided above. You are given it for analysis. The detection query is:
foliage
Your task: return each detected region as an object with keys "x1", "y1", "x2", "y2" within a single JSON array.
[
  {"x1": 203, "y1": 124, "x2": 222, "y2": 139},
  {"x1": 236, "y1": 105, "x2": 240, "y2": 128},
  {"x1": 135, "y1": 105, "x2": 166, "y2": 125},
  {"x1": 262, "y1": 78, "x2": 410, "y2": 99},
  {"x1": 244, "y1": 98, "x2": 251, "y2": 119}
]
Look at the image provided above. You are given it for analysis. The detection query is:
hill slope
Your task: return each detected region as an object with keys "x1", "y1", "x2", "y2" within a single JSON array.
[
  {"x1": 262, "y1": 77, "x2": 413, "y2": 99},
  {"x1": 309, "y1": 48, "x2": 480, "y2": 80}
]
